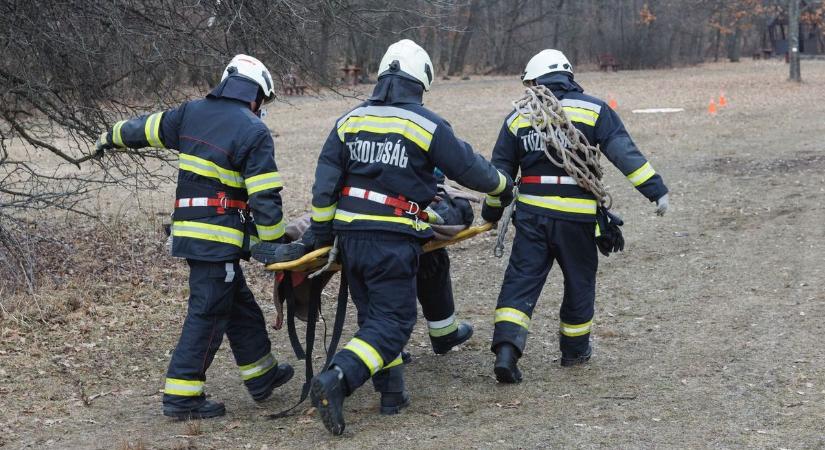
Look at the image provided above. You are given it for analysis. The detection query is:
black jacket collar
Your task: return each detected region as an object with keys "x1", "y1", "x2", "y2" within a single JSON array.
[{"x1": 535, "y1": 72, "x2": 585, "y2": 95}]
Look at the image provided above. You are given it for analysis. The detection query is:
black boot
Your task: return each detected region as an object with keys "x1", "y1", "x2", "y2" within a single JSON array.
[
  {"x1": 163, "y1": 399, "x2": 226, "y2": 420},
  {"x1": 493, "y1": 343, "x2": 522, "y2": 384},
  {"x1": 248, "y1": 363, "x2": 295, "y2": 402},
  {"x1": 430, "y1": 321, "x2": 474, "y2": 355},
  {"x1": 560, "y1": 344, "x2": 592, "y2": 367},
  {"x1": 380, "y1": 391, "x2": 411, "y2": 415},
  {"x1": 310, "y1": 368, "x2": 347, "y2": 436}
]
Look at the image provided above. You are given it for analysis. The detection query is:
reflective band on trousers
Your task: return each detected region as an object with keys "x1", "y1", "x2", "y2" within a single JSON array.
[
  {"x1": 334, "y1": 209, "x2": 430, "y2": 232},
  {"x1": 343, "y1": 337, "x2": 384, "y2": 375},
  {"x1": 312, "y1": 203, "x2": 337, "y2": 222},
  {"x1": 239, "y1": 352, "x2": 277, "y2": 381},
  {"x1": 256, "y1": 220, "x2": 286, "y2": 241},
  {"x1": 428, "y1": 314, "x2": 458, "y2": 337},
  {"x1": 495, "y1": 307, "x2": 530, "y2": 330},
  {"x1": 164, "y1": 378, "x2": 204, "y2": 397},
  {"x1": 144, "y1": 112, "x2": 164, "y2": 148},
  {"x1": 626, "y1": 162, "x2": 656, "y2": 187},
  {"x1": 245, "y1": 171, "x2": 283, "y2": 195},
  {"x1": 560, "y1": 320, "x2": 593, "y2": 337},
  {"x1": 179, "y1": 153, "x2": 244, "y2": 188},
  {"x1": 172, "y1": 221, "x2": 244, "y2": 247},
  {"x1": 383, "y1": 353, "x2": 404, "y2": 370},
  {"x1": 518, "y1": 194, "x2": 597, "y2": 215}
]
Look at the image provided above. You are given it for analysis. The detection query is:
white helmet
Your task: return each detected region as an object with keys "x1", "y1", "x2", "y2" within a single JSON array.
[
  {"x1": 221, "y1": 54, "x2": 275, "y2": 102},
  {"x1": 522, "y1": 49, "x2": 573, "y2": 82},
  {"x1": 377, "y1": 39, "x2": 434, "y2": 91}
]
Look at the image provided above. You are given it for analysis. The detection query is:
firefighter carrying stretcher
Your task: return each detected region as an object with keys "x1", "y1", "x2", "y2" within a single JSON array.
[{"x1": 301, "y1": 39, "x2": 514, "y2": 435}]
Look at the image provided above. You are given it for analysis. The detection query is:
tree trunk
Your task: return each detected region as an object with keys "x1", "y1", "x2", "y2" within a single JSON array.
[
  {"x1": 789, "y1": 0, "x2": 802, "y2": 81},
  {"x1": 727, "y1": 27, "x2": 742, "y2": 62},
  {"x1": 448, "y1": 0, "x2": 482, "y2": 76}
]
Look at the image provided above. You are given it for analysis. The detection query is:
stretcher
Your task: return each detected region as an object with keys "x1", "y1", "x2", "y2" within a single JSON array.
[{"x1": 264, "y1": 222, "x2": 494, "y2": 273}]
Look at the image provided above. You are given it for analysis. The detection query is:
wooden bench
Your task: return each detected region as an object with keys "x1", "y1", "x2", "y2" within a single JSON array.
[{"x1": 599, "y1": 54, "x2": 620, "y2": 72}]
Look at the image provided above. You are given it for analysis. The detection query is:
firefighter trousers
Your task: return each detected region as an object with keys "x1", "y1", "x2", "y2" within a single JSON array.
[
  {"x1": 417, "y1": 248, "x2": 460, "y2": 338},
  {"x1": 331, "y1": 231, "x2": 420, "y2": 395},
  {"x1": 491, "y1": 209, "x2": 598, "y2": 359},
  {"x1": 163, "y1": 259, "x2": 279, "y2": 408}
]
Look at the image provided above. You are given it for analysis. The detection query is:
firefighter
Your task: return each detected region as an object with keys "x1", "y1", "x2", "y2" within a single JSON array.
[
  {"x1": 482, "y1": 49, "x2": 669, "y2": 383},
  {"x1": 305, "y1": 39, "x2": 513, "y2": 435},
  {"x1": 95, "y1": 55, "x2": 294, "y2": 419}
]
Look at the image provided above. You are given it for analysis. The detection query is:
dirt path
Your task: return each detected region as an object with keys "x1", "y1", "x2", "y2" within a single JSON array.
[{"x1": 2, "y1": 60, "x2": 824, "y2": 449}]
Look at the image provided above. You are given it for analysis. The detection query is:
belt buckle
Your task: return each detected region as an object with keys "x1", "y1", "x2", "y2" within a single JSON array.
[{"x1": 406, "y1": 201, "x2": 420, "y2": 216}]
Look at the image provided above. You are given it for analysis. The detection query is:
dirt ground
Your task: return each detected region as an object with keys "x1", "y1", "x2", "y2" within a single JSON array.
[{"x1": 2, "y1": 59, "x2": 825, "y2": 449}]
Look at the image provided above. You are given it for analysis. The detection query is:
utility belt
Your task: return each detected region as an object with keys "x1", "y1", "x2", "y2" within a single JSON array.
[
  {"x1": 173, "y1": 191, "x2": 252, "y2": 222},
  {"x1": 341, "y1": 186, "x2": 431, "y2": 223},
  {"x1": 520, "y1": 175, "x2": 578, "y2": 186}
]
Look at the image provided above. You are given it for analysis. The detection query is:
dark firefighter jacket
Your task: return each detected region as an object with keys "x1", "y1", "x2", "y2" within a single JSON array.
[
  {"x1": 103, "y1": 76, "x2": 285, "y2": 261},
  {"x1": 484, "y1": 73, "x2": 668, "y2": 223},
  {"x1": 309, "y1": 75, "x2": 506, "y2": 240}
]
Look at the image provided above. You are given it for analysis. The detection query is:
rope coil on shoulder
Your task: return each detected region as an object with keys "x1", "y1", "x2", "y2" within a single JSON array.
[{"x1": 512, "y1": 85, "x2": 613, "y2": 209}]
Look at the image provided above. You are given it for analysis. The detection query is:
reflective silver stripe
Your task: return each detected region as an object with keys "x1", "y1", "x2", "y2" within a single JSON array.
[
  {"x1": 560, "y1": 99, "x2": 602, "y2": 115},
  {"x1": 239, "y1": 353, "x2": 276, "y2": 380},
  {"x1": 505, "y1": 111, "x2": 520, "y2": 128},
  {"x1": 428, "y1": 314, "x2": 455, "y2": 330},
  {"x1": 339, "y1": 117, "x2": 432, "y2": 149},
  {"x1": 245, "y1": 173, "x2": 283, "y2": 191},
  {"x1": 179, "y1": 156, "x2": 244, "y2": 187},
  {"x1": 224, "y1": 262, "x2": 235, "y2": 282},
  {"x1": 337, "y1": 105, "x2": 437, "y2": 133}
]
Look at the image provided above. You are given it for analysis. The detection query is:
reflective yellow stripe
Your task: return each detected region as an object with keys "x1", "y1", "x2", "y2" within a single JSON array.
[
  {"x1": 563, "y1": 106, "x2": 599, "y2": 127},
  {"x1": 338, "y1": 116, "x2": 433, "y2": 151},
  {"x1": 334, "y1": 209, "x2": 430, "y2": 231},
  {"x1": 626, "y1": 162, "x2": 655, "y2": 187},
  {"x1": 144, "y1": 112, "x2": 164, "y2": 148},
  {"x1": 560, "y1": 320, "x2": 593, "y2": 337},
  {"x1": 508, "y1": 115, "x2": 533, "y2": 134},
  {"x1": 112, "y1": 120, "x2": 126, "y2": 147},
  {"x1": 245, "y1": 171, "x2": 283, "y2": 195},
  {"x1": 518, "y1": 194, "x2": 597, "y2": 215},
  {"x1": 490, "y1": 172, "x2": 507, "y2": 195},
  {"x1": 256, "y1": 220, "x2": 285, "y2": 241},
  {"x1": 595, "y1": 222, "x2": 601, "y2": 237},
  {"x1": 238, "y1": 353, "x2": 277, "y2": 381},
  {"x1": 383, "y1": 354, "x2": 404, "y2": 370},
  {"x1": 164, "y1": 378, "x2": 204, "y2": 397},
  {"x1": 179, "y1": 153, "x2": 244, "y2": 188},
  {"x1": 495, "y1": 307, "x2": 530, "y2": 329},
  {"x1": 312, "y1": 203, "x2": 337, "y2": 222},
  {"x1": 429, "y1": 318, "x2": 458, "y2": 337},
  {"x1": 172, "y1": 221, "x2": 244, "y2": 247},
  {"x1": 485, "y1": 195, "x2": 502, "y2": 207},
  {"x1": 343, "y1": 337, "x2": 384, "y2": 375}
]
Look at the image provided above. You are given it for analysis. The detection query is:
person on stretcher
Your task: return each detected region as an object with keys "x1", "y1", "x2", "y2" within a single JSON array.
[{"x1": 253, "y1": 172, "x2": 477, "y2": 355}]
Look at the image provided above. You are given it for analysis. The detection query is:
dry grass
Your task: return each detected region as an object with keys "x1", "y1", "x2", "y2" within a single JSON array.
[{"x1": 1, "y1": 60, "x2": 825, "y2": 449}]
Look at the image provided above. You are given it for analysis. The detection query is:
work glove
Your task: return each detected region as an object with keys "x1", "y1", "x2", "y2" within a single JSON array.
[
  {"x1": 481, "y1": 200, "x2": 504, "y2": 224},
  {"x1": 655, "y1": 193, "x2": 669, "y2": 216},
  {"x1": 94, "y1": 131, "x2": 113, "y2": 159},
  {"x1": 251, "y1": 241, "x2": 307, "y2": 265},
  {"x1": 301, "y1": 224, "x2": 334, "y2": 251},
  {"x1": 595, "y1": 207, "x2": 625, "y2": 257}
]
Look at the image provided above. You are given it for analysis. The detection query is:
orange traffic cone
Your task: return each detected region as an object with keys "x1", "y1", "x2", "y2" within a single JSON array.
[
  {"x1": 608, "y1": 95, "x2": 618, "y2": 109},
  {"x1": 708, "y1": 98, "x2": 717, "y2": 115},
  {"x1": 718, "y1": 91, "x2": 727, "y2": 107}
]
